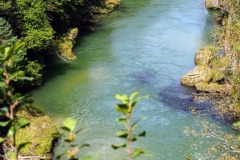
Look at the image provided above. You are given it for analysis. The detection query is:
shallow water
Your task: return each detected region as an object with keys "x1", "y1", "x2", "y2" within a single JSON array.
[{"x1": 31, "y1": 0, "x2": 235, "y2": 159}]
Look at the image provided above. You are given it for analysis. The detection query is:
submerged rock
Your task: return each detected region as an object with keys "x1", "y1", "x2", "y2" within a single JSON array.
[
  {"x1": 159, "y1": 84, "x2": 212, "y2": 114},
  {"x1": 15, "y1": 105, "x2": 58, "y2": 159}
]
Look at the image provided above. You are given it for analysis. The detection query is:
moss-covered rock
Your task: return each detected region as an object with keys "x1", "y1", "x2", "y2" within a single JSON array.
[
  {"x1": 92, "y1": 0, "x2": 121, "y2": 14},
  {"x1": 15, "y1": 105, "x2": 58, "y2": 159},
  {"x1": 56, "y1": 28, "x2": 78, "y2": 61},
  {"x1": 181, "y1": 66, "x2": 214, "y2": 87},
  {"x1": 195, "y1": 82, "x2": 230, "y2": 94},
  {"x1": 210, "y1": 56, "x2": 230, "y2": 70},
  {"x1": 212, "y1": 71, "x2": 225, "y2": 82},
  {"x1": 105, "y1": 0, "x2": 121, "y2": 11},
  {"x1": 194, "y1": 46, "x2": 217, "y2": 65},
  {"x1": 205, "y1": 0, "x2": 220, "y2": 9}
]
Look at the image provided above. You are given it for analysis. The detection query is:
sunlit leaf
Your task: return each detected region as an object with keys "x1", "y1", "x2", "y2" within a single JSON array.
[
  {"x1": 0, "y1": 82, "x2": 5, "y2": 87},
  {"x1": 78, "y1": 144, "x2": 90, "y2": 149},
  {"x1": 7, "y1": 126, "x2": 14, "y2": 137},
  {"x1": 115, "y1": 94, "x2": 128, "y2": 103},
  {"x1": 130, "y1": 135, "x2": 137, "y2": 142},
  {"x1": 16, "y1": 118, "x2": 29, "y2": 128},
  {"x1": 0, "y1": 137, "x2": 5, "y2": 143},
  {"x1": 0, "y1": 120, "x2": 11, "y2": 127},
  {"x1": 111, "y1": 143, "x2": 126, "y2": 150},
  {"x1": 233, "y1": 121, "x2": 240, "y2": 127},
  {"x1": 115, "y1": 104, "x2": 129, "y2": 114},
  {"x1": 115, "y1": 130, "x2": 127, "y2": 138},
  {"x1": 7, "y1": 151, "x2": 16, "y2": 160},
  {"x1": 0, "y1": 107, "x2": 8, "y2": 116},
  {"x1": 138, "y1": 131, "x2": 146, "y2": 137},
  {"x1": 130, "y1": 91, "x2": 139, "y2": 102},
  {"x1": 62, "y1": 118, "x2": 76, "y2": 131},
  {"x1": 116, "y1": 116, "x2": 127, "y2": 124},
  {"x1": 132, "y1": 148, "x2": 145, "y2": 158}
]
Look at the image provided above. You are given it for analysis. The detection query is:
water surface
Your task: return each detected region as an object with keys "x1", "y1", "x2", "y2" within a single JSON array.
[{"x1": 31, "y1": 0, "x2": 234, "y2": 159}]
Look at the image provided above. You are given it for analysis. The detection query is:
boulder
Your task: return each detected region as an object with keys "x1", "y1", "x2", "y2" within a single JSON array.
[
  {"x1": 194, "y1": 46, "x2": 216, "y2": 65},
  {"x1": 15, "y1": 105, "x2": 58, "y2": 159},
  {"x1": 93, "y1": 0, "x2": 121, "y2": 14},
  {"x1": 181, "y1": 66, "x2": 214, "y2": 87},
  {"x1": 205, "y1": 0, "x2": 220, "y2": 9},
  {"x1": 56, "y1": 28, "x2": 79, "y2": 61},
  {"x1": 195, "y1": 82, "x2": 230, "y2": 94}
]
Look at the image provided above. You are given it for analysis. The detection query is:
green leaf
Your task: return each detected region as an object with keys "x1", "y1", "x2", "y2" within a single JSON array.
[
  {"x1": 115, "y1": 104, "x2": 129, "y2": 114},
  {"x1": 17, "y1": 142, "x2": 30, "y2": 151},
  {"x1": 116, "y1": 116, "x2": 127, "y2": 124},
  {"x1": 7, "y1": 126, "x2": 14, "y2": 137},
  {"x1": 111, "y1": 143, "x2": 126, "y2": 150},
  {"x1": 115, "y1": 94, "x2": 129, "y2": 103},
  {"x1": 0, "y1": 120, "x2": 10, "y2": 127},
  {"x1": 61, "y1": 126, "x2": 71, "y2": 132},
  {"x1": 62, "y1": 117, "x2": 76, "y2": 131},
  {"x1": 0, "y1": 137, "x2": 5, "y2": 143},
  {"x1": 7, "y1": 151, "x2": 16, "y2": 160},
  {"x1": 78, "y1": 143, "x2": 90, "y2": 149},
  {"x1": 115, "y1": 130, "x2": 127, "y2": 138},
  {"x1": 130, "y1": 135, "x2": 137, "y2": 142},
  {"x1": 55, "y1": 154, "x2": 63, "y2": 160},
  {"x1": 138, "y1": 131, "x2": 146, "y2": 137},
  {"x1": 0, "y1": 82, "x2": 5, "y2": 87},
  {"x1": 132, "y1": 148, "x2": 145, "y2": 158},
  {"x1": 130, "y1": 91, "x2": 139, "y2": 102},
  {"x1": 16, "y1": 76, "x2": 34, "y2": 81},
  {"x1": 0, "y1": 107, "x2": 8, "y2": 116},
  {"x1": 16, "y1": 118, "x2": 29, "y2": 128},
  {"x1": 233, "y1": 121, "x2": 240, "y2": 127}
]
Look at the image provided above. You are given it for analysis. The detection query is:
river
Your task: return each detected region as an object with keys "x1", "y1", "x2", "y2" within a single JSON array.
[{"x1": 31, "y1": 0, "x2": 235, "y2": 159}]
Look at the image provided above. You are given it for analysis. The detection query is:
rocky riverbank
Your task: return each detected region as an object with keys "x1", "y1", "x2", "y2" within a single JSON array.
[{"x1": 181, "y1": 0, "x2": 240, "y2": 121}]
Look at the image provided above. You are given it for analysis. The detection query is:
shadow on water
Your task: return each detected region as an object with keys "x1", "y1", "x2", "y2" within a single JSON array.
[
  {"x1": 44, "y1": 62, "x2": 78, "y2": 82},
  {"x1": 159, "y1": 83, "x2": 213, "y2": 114}
]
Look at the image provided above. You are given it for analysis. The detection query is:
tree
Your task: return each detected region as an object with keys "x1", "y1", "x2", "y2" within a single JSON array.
[
  {"x1": 0, "y1": 41, "x2": 33, "y2": 159},
  {"x1": 16, "y1": 0, "x2": 54, "y2": 50},
  {"x1": 0, "y1": 17, "x2": 18, "y2": 47}
]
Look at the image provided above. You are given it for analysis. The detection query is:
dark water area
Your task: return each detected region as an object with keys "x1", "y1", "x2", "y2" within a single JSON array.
[{"x1": 31, "y1": 0, "x2": 236, "y2": 159}]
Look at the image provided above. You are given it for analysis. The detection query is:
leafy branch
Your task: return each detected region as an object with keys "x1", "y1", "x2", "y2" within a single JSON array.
[{"x1": 112, "y1": 91, "x2": 149, "y2": 160}]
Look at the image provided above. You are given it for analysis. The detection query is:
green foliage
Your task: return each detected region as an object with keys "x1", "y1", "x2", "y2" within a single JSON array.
[
  {"x1": 0, "y1": 42, "x2": 33, "y2": 159},
  {"x1": 16, "y1": 0, "x2": 54, "y2": 50},
  {"x1": 0, "y1": 17, "x2": 18, "y2": 47},
  {"x1": 112, "y1": 91, "x2": 149, "y2": 160},
  {"x1": 25, "y1": 60, "x2": 43, "y2": 86},
  {"x1": 57, "y1": 117, "x2": 90, "y2": 160}
]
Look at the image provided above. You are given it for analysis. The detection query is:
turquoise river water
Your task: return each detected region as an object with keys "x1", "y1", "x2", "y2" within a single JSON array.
[{"x1": 31, "y1": 0, "x2": 235, "y2": 159}]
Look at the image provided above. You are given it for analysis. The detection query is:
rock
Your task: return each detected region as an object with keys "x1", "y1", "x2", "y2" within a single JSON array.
[
  {"x1": 195, "y1": 82, "x2": 230, "y2": 94},
  {"x1": 15, "y1": 105, "x2": 58, "y2": 159},
  {"x1": 194, "y1": 46, "x2": 217, "y2": 65},
  {"x1": 181, "y1": 66, "x2": 214, "y2": 87},
  {"x1": 205, "y1": 0, "x2": 220, "y2": 9},
  {"x1": 105, "y1": 0, "x2": 121, "y2": 11},
  {"x1": 212, "y1": 71, "x2": 225, "y2": 82},
  {"x1": 92, "y1": 0, "x2": 121, "y2": 14},
  {"x1": 56, "y1": 28, "x2": 79, "y2": 61}
]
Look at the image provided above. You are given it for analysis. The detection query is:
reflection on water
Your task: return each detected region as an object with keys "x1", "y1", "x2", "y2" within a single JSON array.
[{"x1": 31, "y1": 0, "x2": 235, "y2": 159}]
